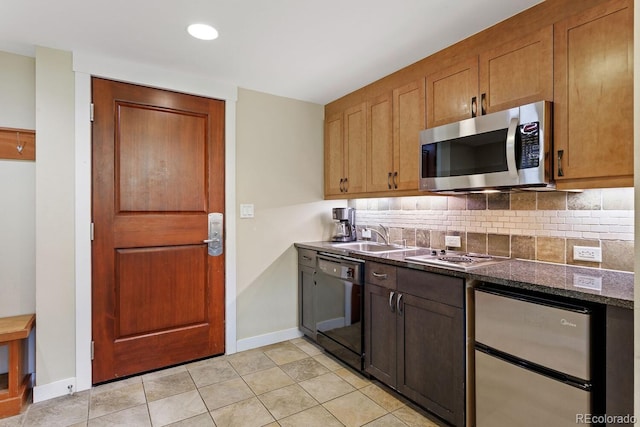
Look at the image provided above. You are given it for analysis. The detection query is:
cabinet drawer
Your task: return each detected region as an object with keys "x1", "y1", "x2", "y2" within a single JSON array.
[
  {"x1": 366, "y1": 262, "x2": 397, "y2": 289},
  {"x1": 397, "y1": 268, "x2": 464, "y2": 308},
  {"x1": 297, "y1": 249, "x2": 316, "y2": 267}
]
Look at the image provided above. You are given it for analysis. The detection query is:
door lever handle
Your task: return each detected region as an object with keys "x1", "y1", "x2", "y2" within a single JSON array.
[{"x1": 205, "y1": 213, "x2": 223, "y2": 256}]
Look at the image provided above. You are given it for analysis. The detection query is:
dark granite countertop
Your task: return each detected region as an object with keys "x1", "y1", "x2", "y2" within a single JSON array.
[{"x1": 295, "y1": 241, "x2": 634, "y2": 309}]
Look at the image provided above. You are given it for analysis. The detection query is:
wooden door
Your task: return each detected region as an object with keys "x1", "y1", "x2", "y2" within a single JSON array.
[
  {"x1": 393, "y1": 79, "x2": 425, "y2": 191},
  {"x1": 364, "y1": 283, "x2": 397, "y2": 387},
  {"x1": 426, "y1": 57, "x2": 478, "y2": 128},
  {"x1": 553, "y1": 0, "x2": 633, "y2": 187},
  {"x1": 343, "y1": 103, "x2": 367, "y2": 194},
  {"x1": 324, "y1": 112, "x2": 345, "y2": 196},
  {"x1": 479, "y1": 25, "x2": 553, "y2": 114},
  {"x1": 91, "y1": 78, "x2": 225, "y2": 383},
  {"x1": 366, "y1": 93, "x2": 393, "y2": 192}
]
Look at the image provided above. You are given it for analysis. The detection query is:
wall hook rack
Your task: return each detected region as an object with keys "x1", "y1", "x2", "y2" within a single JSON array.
[
  {"x1": 16, "y1": 132, "x2": 24, "y2": 154},
  {"x1": 0, "y1": 127, "x2": 35, "y2": 161}
]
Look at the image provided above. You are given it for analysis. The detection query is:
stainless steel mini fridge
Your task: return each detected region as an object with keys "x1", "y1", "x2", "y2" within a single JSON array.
[{"x1": 475, "y1": 286, "x2": 592, "y2": 427}]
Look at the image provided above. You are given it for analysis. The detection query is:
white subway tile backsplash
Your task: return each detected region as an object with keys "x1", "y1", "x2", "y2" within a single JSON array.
[{"x1": 352, "y1": 189, "x2": 633, "y2": 272}]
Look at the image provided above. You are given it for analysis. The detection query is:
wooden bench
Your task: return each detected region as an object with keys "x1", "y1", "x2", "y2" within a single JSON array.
[{"x1": 0, "y1": 314, "x2": 35, "y2": 418}]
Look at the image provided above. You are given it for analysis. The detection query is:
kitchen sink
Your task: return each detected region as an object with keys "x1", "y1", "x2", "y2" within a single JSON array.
[{"x1": 332, "y1": 241, "x2": 417, "y2": 253}]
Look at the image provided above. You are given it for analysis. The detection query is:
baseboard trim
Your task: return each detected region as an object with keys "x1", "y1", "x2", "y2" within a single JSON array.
[
  {"x1": 236, "y1": 327, "x2": 303, "y2": 353},
  {"x1": 33, "y1": 377, "x2": 76, "y2": 403}
]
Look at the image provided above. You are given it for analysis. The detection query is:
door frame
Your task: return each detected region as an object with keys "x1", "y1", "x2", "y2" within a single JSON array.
[{"x1": 73, "y1": 54, "x2": 238, "y2": 393}]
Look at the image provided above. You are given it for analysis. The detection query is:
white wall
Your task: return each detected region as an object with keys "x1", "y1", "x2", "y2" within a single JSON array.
[
  {"x1": 0, "y1": 52, "x2": 35, "y2": 373},
  {"x1": 235, "y1": 88, "x2": 345, "y2": 347},
  {"x1": 34, "y1": 47, "x2": 76, "y2": 390}
]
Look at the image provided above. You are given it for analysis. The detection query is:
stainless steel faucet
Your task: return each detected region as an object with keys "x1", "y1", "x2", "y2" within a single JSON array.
[{"x1": 366, "y1": 224, "x2": 390, "y2": 245}]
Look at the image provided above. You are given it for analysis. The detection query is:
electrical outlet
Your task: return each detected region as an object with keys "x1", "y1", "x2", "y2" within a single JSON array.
[
  {"x1": 573, "y1": 274, "x2": 602, "y2": 291},
  {"x1": 573, "y1": 246, "x2": 602, "y2": 262},
  {"x1": 361, "y1": 229, "x2": 372, "y2": 239},
  {"x1": 445, "y1": 235, "x2": 461, "y2": 248}
]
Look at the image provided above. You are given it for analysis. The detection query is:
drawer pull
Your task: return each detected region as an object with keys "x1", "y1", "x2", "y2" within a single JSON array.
[
  {"x1": 302, "y1": 255, "x2": 312, "y2": 261},
  {"x1": 397, "y1": 293, "x2": 404, "y2": 315},
  {"x1": 372, "y1": 272, "x2": 388, "y2": 279},
  {"x1": 389, "y1": 291, "x2": 396, "y2": 312},
  {"x1": 557, "y1": 150, "x2": 564, "y2": 177}
]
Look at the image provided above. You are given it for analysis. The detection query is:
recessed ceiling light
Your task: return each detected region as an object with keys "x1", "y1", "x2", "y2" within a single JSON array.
[{"x1": 187, "y1": 23, "x2": 219, "y2": 41}]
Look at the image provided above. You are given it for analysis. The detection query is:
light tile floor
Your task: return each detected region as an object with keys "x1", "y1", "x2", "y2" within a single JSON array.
[{"x1": 0, "y1": 338, "x2": 442, "y2": 427}]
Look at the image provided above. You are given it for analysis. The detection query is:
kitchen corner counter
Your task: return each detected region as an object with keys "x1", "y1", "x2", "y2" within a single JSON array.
[
  {"x1": 295, "y1": 241, "x2": 634, "y2": 309},
  {"x1": 467, "y1": 259, "x2": 634, "y2": 309}
]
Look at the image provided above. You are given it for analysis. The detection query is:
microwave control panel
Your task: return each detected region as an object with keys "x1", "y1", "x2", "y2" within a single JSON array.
[{"x1": 518, "y1": 121, "x2": 540, "y2": 169}]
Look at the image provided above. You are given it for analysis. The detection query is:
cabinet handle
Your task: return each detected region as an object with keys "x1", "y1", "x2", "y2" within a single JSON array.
[
  {"x1": 388, "y1": 291, "x2": 396, "y2": 312},
  {"x1": 372, "y1": 272, "x2": 388, "y2": 279},
  {"x1": 557, "y1": 150, "x2": 564, "y2": 177},
  {"x1": 471, "y1": 96, "x2": 477, "y2": 118},
  {"x1": 397, "y1": 293, "x2": 404, "y2": 316},
  {"x1": 339, "y1": 178, "x2": 344, "y2": 192},
  {"x1": 393, "y1": 171, "x2": 398, "y2": 189},
  {"x1": 302, "y1": 255, "x2": 312, "y2": 261},
  {"x1": 481, "y1": 93, "x2": 487, "y2": 115},
  {"x1": 344, "y1": 177, "x2": 348, "y2": 192},
  {"x1": 387, "y1": 172, "x2": 392, "y2": 190}
]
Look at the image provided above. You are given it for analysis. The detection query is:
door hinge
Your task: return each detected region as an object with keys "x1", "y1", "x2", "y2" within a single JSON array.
[
  {"x1": 91, "y1": 341, "x2": 95, "y2": 360},
  {"x1": 90, "y1": 222, "x2": 94, "y2": 241},
  {"x1": 90, "y1": 103, "x2": 94, "y2": 122}
]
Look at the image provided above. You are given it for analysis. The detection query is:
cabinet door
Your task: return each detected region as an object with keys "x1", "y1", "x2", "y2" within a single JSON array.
[
  {"x1": 426, "y1": 57, "x2": 478, "y2": 128},
  {"x1": 344, "y1": 103, "x2": 367, "y2": 194},
  {"x1": 298, "y1": 265, "x2": 316, "y2": 338},
  {"x1": 324, "y1": 112, "x2": 344, "y2": 196},
  {"x1": 393, "y1": 79, "x2": 425, "y2": 191},
  {"x1": 553, "y1": 0, "x2": 633, "y2": 187},
  {"x1": 364, "y1": 283, "x2": 397, "y2": 387},
  {"x1": 366, "y1": 93, "x2": 394, "y2": 192},
  {"x1": 397, "y1": 293, "x2": 464, "y2": 427},
  {"x1": 479, "y1": 26, "x2": 553, "y2": 114}
]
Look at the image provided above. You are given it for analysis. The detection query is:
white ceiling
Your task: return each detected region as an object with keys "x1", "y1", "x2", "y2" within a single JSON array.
[{"x1": 0, "y1": 0, "x2": 542, "y2": 105}]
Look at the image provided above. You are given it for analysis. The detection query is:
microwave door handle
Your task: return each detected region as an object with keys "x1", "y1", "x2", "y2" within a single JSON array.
[{"x1": 506, "y1": 118, "x2": 519, "y2": 180}]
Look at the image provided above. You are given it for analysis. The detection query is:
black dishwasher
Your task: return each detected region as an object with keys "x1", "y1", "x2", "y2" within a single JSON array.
[{"x1": 314, "y1": 252, "x2": 364, "y2": 372}]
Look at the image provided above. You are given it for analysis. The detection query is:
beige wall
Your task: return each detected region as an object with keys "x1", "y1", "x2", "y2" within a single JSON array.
[
  {"x1": 0, "y1": 51, "x2": 36, "y2": 316},
  {"x1": 235, "y1": 88, "x2": 345, "y2": 342},
  {"x1": 34, "y1": 47, "x2": 76, "y2": 387},
  {"x1": 0, "y1": 52, "x2": 35, "y2": 373}
]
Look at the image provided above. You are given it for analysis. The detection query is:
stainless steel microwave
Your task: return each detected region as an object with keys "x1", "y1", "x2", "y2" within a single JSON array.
[{"x1": 420, "y1": 101, "x2": 553, "y2": 192}]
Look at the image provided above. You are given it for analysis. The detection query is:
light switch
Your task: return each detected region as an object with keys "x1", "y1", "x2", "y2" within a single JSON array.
[{"x1": 240, "y1": 204, "x2": 254, "y2": 218}]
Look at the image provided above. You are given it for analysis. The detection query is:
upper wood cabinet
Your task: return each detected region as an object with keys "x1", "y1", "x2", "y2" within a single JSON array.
[
  {"x1": 426, "y1": 26, "x2": 553, "y2": 128},
  {"x1": 367, "y1": 80, "x2": 425, "y2": 193},
  {"x1": 553, "y1": 0, "x2": 633, "y2": 189},
  {"x1": 426, "y1": 57, "x2": 479, "y2": 128},
  {"x1": 324, "y1": 103, "x2": 367, "y2": 196},
  {"x1": 324, "y1": 0, "x2": 632, "y2": 197},
  {"x1": 366, "y1": 93, "x2": 393, "y2": 193}
]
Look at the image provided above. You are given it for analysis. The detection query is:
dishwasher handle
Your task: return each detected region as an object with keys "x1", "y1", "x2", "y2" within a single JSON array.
[{"x1": 316, "y1": 253, "x2": 364, "y2": 284}]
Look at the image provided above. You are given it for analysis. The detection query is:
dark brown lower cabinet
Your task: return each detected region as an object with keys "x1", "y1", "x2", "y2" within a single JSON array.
[
  {"x1": 298, "y1": 249, "x2": 317, "y2": 339},
  {"x1": 365, "y1": 265, "x2": 465, "y2": 426},
  {"x1": 605, "y1": 306, "x2": 633, "y2": 426}
]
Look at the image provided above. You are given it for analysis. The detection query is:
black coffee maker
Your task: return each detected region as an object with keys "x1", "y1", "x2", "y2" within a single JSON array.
[{"x1": 331, "y1": 207, "x2": 356, "y2": 242}]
